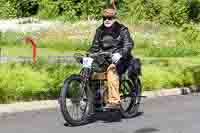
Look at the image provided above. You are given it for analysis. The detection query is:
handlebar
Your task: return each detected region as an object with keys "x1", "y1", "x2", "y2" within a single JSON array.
[
  {"x1": 74, "y1": 52, "x2": 112, "y2": 65},
  {"x1": 87, "y1": 52, "x2": 112, "y2": 58}
]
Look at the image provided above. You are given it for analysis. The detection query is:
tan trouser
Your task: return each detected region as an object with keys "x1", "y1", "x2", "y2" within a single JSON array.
[{"x1": 104, "y1": 64, "x2": 120, "y2": 104}]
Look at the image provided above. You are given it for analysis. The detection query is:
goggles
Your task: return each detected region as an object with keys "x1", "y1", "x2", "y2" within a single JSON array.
[{"x1": 103, "y1": 17, "x2": 115, "y2": 21}]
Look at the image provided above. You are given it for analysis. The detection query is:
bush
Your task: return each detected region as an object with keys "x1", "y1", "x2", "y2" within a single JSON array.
[
  {"x1": 0, "y1": 63, "x2": 49, "y2": 103},
  {"x1": 159, "y1": 0, "x2": 190, "y2": 26},
  {"x1": 141, "y1": 64, "x2": 196, "y2": 91},
  {"x1": 16, "y1": 0, "x2": 39, "y2": 17},
  {"x1": 143, "y1": 0, "x2": 163, "y2": 22},
  {"x1": 37, "y1": 0, "x2": 106, "y2": 21},
  {"x1": 123, "y1": 0, "x2": 200, "y2": 25},
  {"x1": 37, "y1": 1, "x2": 59, "y2": 19},
  {"x1": 0, "y1": 0, "x2": 16, "y2": 18},
  {"x1": 118, "y1": 0, "x2": 144, "y2": 23},
  {"x1": 184, "y1": 65, "x2": 200, "y2": 86},
  {"x1": 0, "y1": 62, "x2": 81, "y2": 103},
  {"x1": 188, "y1": 0, "x2": 200, "y2": 22},
  {"x1": 1, "y1": 0, "x2": 200, "y2": 25}
]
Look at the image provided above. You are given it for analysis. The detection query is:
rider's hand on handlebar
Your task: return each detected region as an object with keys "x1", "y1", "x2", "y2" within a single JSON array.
[{"x1": 112, "y1": 53, "x2": 122, "y2": 63}]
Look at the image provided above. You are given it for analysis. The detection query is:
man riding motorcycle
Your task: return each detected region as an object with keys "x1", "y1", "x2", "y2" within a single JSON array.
[{"x1": 87, "y1": 5, "x2": 135, "y2": 109}]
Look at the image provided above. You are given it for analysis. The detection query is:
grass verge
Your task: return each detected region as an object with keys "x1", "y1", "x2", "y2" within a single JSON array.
[{"x1": 0, "y1": 62, "x2": 200, "y2": 104}]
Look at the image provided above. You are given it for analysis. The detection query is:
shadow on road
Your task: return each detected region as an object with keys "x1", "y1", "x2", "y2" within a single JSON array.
[
  {"x1": 134, "y1": 127, "x2": 160, "y2": 133},
  {"x1": 64, "y1": 111, "x2": 143, "y2": 127}
]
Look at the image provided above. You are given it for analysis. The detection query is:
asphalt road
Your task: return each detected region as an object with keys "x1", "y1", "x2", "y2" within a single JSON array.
[{"x1": 0, "y1": 94, "x2": 200, "y2": 133}]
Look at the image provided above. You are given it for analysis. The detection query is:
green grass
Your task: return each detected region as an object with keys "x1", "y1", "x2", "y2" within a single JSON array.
[
  {"x1": 141, "y1": 64, "x2": 198, "y2": 91},
  {"x1": 0, "y1": 62, "x2": 81, "y2": 103},
  {"x1": 135, "y1": 47, "x2": 200, "y2": 57},
  {"x1": 0, "y1": 62, "x2": 199, "y2": 103},
  {"x1": 38, "y1": 38, "x2": 91, "y2": 51}
]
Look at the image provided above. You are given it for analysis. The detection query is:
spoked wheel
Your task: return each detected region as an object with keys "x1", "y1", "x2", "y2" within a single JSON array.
[
  {"x1": 119, "y1": 77, "x2": 142, "y2": 118},
  {"x1": 59, "y1": 74, "x2": 93, "y2": 126}
]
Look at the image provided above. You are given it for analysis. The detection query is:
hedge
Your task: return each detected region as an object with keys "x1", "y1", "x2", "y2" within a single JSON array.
[{"x1": 0, "y1": 0, "x2": 200, "y2": 25}]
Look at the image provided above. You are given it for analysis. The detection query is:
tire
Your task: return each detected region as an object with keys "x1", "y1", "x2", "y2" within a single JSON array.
[
  {"x1": 59, "y1": 74, "x2": 93, "y2": 126},
  {"x1": 120, "y1": 77, "x2": 142, "y2": 118}
]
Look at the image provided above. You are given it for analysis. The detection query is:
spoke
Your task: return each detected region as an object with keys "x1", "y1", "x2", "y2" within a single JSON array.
[
  {"x1": 78, "y1": 104, "x2": 82, "y2": 120},
  {"x1": 122, "y1": 83, "x2": 128, "y2": 90},
  {"x1": 64, "y1": 77, "x2": 91, "y2": 121},
  {"x1": 79, "y1": 83, "x2": 85, "y2": 97},
  {"x1": 120, "y1": 80, "x2": 133, "y2": 111},
  {"x1": 71, "y1": 104, "x2": 75, "y2": 120},
  {"x1": 66, "y1": 80, "x2": 89, "y2": 121},
  {"x1": 75, "y1": 104, "x2": 79, "y2": 120}
]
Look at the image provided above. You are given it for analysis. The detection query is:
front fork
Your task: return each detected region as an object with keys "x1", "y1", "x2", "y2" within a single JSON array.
[
  {"x1": 80, "y1": 67, "x2": 91, "y2": 86},
  {"x1": 80, "y1": 68, "x2": 105, "y2": 111},
  {"x1": 79, "y1": 68, "x2": 96, "y2": 112}
]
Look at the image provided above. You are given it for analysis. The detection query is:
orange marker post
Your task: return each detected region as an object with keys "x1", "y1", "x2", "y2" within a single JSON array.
[{"x1": 25, "y1": 37, "x2": 37, "y2": 64}]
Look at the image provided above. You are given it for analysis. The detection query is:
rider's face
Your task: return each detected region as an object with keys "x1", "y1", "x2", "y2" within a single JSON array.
[{"x1": 103, "y1": 17, "x2": 115, "y2": 28}]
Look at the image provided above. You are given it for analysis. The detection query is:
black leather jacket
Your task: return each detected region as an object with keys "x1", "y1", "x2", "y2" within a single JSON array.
[{"x1": 88, "y1": 21, "x2": 134, "y2": 60}]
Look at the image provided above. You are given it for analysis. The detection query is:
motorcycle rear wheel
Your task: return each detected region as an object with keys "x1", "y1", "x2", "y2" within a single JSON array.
[{"x1": 120, "y1": 77, "x2": 142, "y2": 118}]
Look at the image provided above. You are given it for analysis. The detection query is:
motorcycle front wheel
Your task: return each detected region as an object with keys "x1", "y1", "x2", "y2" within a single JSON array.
[{"x1": 59, "y1": 74, "x2": 93, "y2": 126}]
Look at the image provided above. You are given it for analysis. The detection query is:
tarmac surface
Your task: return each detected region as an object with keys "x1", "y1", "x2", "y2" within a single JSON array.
[{"x1": 0, "y1": 94, "x2": 200, "y2": 133}]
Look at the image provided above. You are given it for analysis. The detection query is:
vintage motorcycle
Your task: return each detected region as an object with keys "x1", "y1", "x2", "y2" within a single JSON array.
[{"x1": 59, "y1": 52, "x2": 142, "y2": 126}]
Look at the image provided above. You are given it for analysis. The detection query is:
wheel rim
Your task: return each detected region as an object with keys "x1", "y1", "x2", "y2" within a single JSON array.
[
  {"x1": 120, "y1": 80, "x2": 133, "y2": 112},
  {"x1": 65, "y1": 80, "x2": 88, "y2": 121},
  {"x1": 120, "y1": 79, "x2": 140, "y2": 113},
  {"x1": 128, "y1": 79, "x2": 141, "y2": 114}
]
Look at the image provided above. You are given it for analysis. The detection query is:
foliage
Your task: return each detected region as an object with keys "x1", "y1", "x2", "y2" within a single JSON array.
[
  {"x1": 0, "y1": 61, "x2": 198, "y2": 103},
  {"x1": 37, "y1": 0, "x2": 106, "y2": 21},
  {"x1": 188, "y1": 0, "x2": 200, "y2": 22},
  {"x1": 141, "y1": 64, "x2": 196, "y2": 91},
  {"x1": 0, "y1": 0, "x2": 200, "y2": 25},
  {"x1": 159, "y1": 0, "x2": 190, "y2": 26},
  {"x1": 15, "y1": 0, "x2": 39, "y2": 17},
  {"x1": 121, "y1": 0, "x2": 200, "y2": 26},
  {"x1": 0, "y1": 0, "x2": 16, "y2": 18},
  {"x1": 36, "y1": 0, "x2": 59, "y2": 19},
  {"x1": 143, "y1": 0, "x2": 163, "y2": 22},
  {"x1": 0, "y1": 62, "x2": 81, "y2": 103}
]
